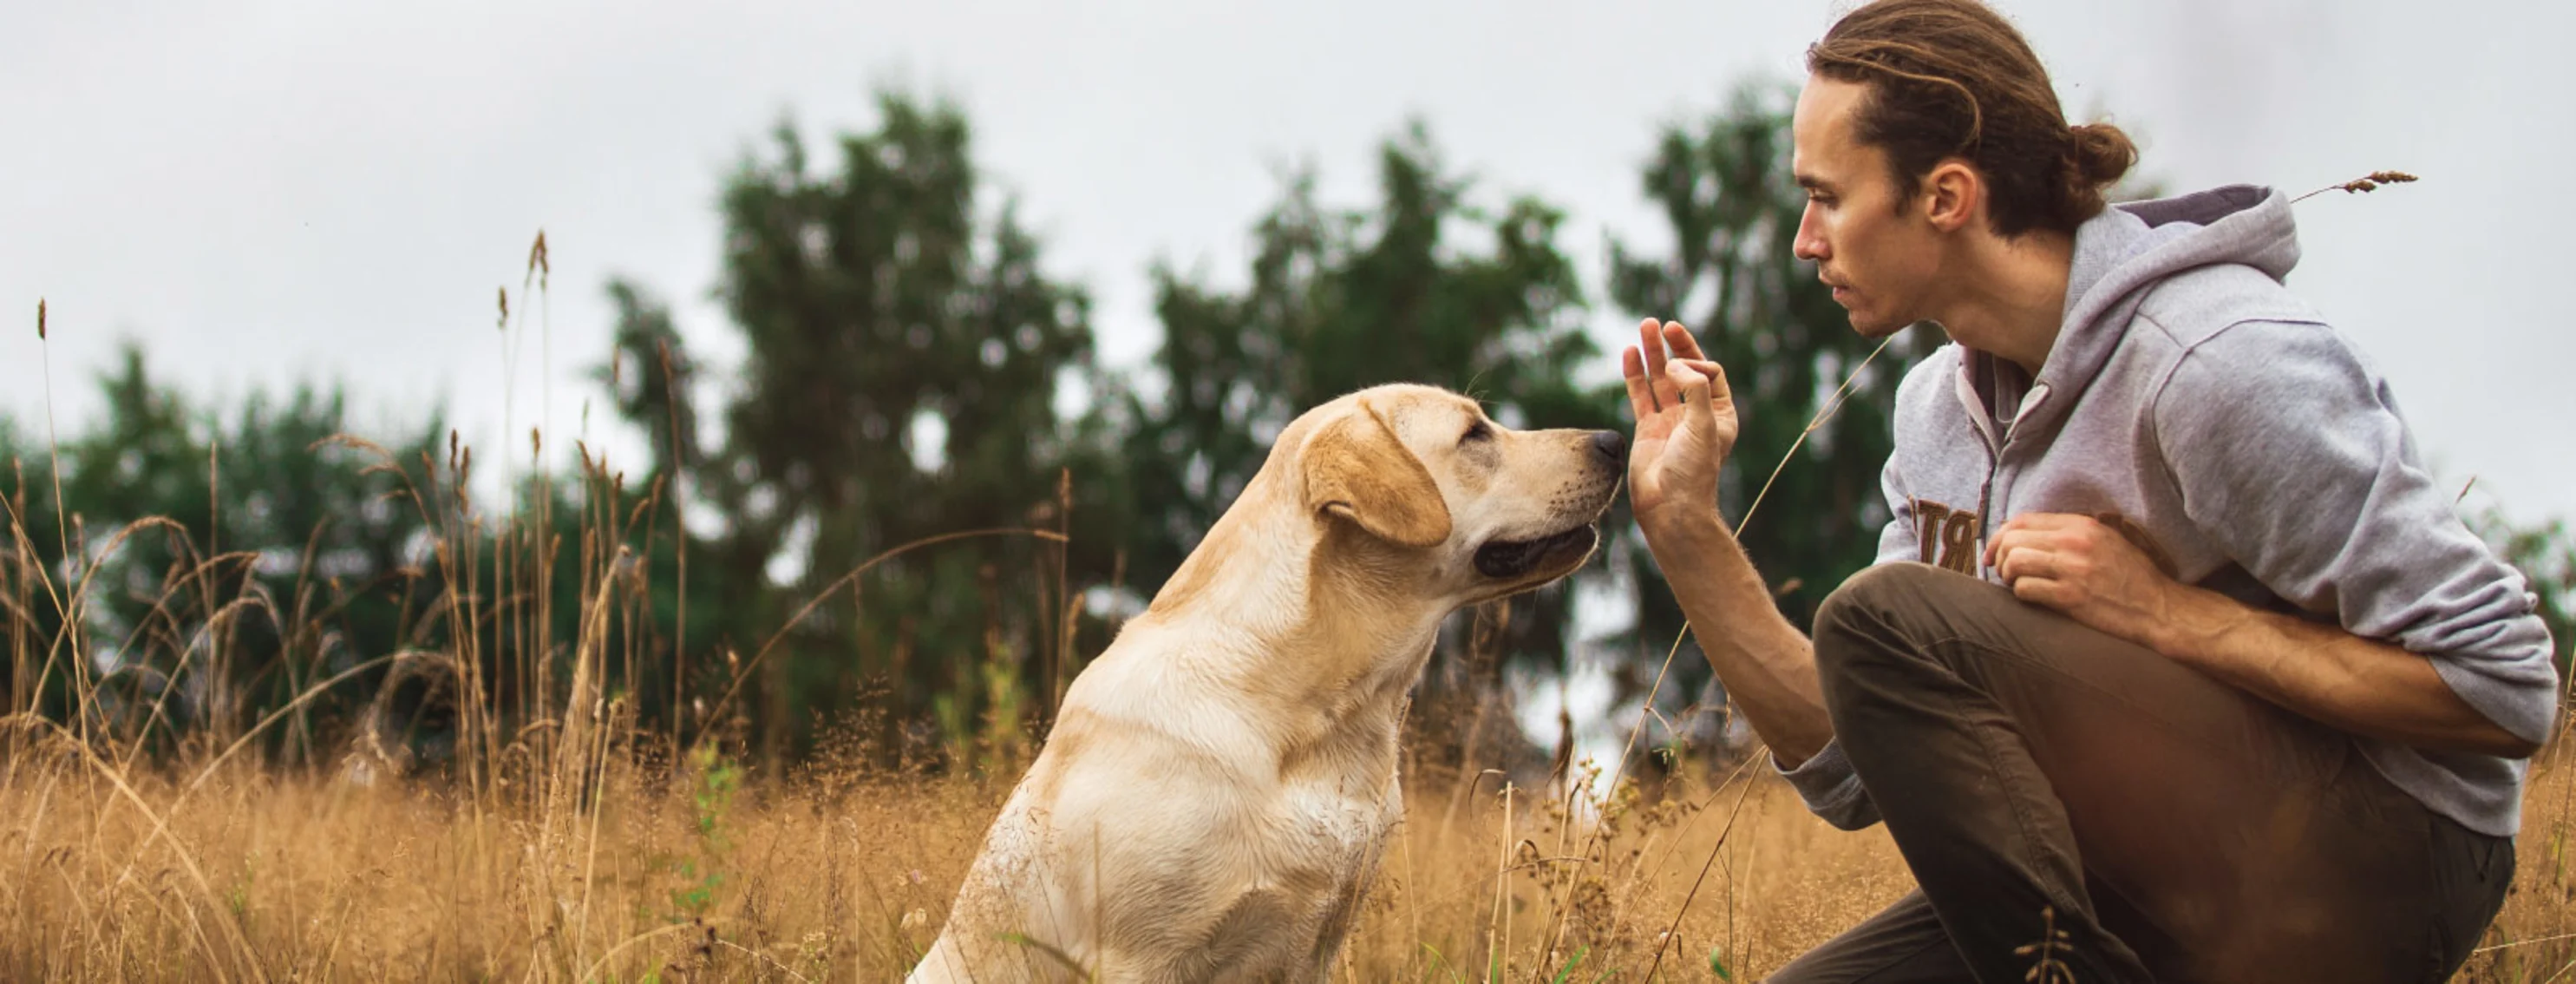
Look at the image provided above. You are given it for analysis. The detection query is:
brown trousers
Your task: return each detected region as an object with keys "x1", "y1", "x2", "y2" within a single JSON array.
[{"x1": 1768, "y1": 563, "x2": 2514, "y2": 984}]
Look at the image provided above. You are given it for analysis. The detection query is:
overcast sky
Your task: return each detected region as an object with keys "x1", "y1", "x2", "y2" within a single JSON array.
[{"x1": 5, "y1": 0, "x2": 2570, "y2": 528}]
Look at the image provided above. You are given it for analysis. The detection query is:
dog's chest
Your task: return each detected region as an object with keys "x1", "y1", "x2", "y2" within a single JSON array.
[
  {"x1": 1246, "y1": 763, "x2": 1403, "y2": 929},
  {"x1": 1273, "y1": 772, "x2": 1399, "y2": 863},
  {"x1": 1170, "y1": 773, "x2": 1396, "y2": 974}
]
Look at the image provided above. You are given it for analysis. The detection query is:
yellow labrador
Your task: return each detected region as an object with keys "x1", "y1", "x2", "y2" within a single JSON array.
[{"x1": 909, "y1": 384, "x2": 1625, "y2": 983}]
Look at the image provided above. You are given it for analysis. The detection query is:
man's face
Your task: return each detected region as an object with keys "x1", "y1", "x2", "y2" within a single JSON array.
[{"x1": 1791, "y1": 75, "x2": 1947, "y2": 337}]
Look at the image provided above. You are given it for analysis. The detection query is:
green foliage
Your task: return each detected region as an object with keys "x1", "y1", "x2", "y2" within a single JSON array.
[
  {"x1": 607, "y1": 90, "x2": 1121, "y2": 764},
  {"x1": 583, "y1": 282, "x2": 734, "y2": 736},
  {"x1": 3, "y1": 342, "x2": 446, "y2": 757},
  {"x1": 1549, "y1": 946, "x2": 1588, "y2": 983},
  {"x1": 1598, "y1": 83, "x2": 1945, "y2": 739},
  {"x1": 662, "y1": 744, "x2": 742, "y2": 922},
  {"x1": 2468, "y1": 507, "x2": 2576, "y2": 676},
  {"x1": 597, "y1": 279, "x2": 702, "y2": 480},
  {"x1": 0, "y1": 414, "x2": 24, "y2": 487},
  {"x1": 1108, "y1": 120, "x2": 1616, "y2": 700},
  {"x1": 930, "y1": 633, "x2": 1035, "y2": 779},
  {"x1": 1610, "y1": 82, "x2": 1941, "y2": 643}
]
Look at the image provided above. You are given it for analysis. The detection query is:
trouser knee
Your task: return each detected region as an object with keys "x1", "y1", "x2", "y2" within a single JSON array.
[
  {"x1": 1811, "y1": 562, "x2": 1990, "y2": 742},
  {"x1": 1814, "y1": 562, "x2": 1961, "y2": 678}
]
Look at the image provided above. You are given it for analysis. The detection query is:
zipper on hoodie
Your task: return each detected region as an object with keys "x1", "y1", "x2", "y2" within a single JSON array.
[
  {"x1": 1953, "y1": 368, "x2": 2004, "y2": 580},
  {"x1": 1953, "y1": 362, "x2": 2052, "y2": 581}
]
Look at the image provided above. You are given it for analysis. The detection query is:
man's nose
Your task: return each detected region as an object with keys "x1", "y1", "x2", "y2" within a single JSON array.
[
  {"x1": 1590, "y1": 430, "x2": 1628, "y2": 466},
  {"x1": 1794, "y1": 202, "x2": 1827, "y2": 260}
]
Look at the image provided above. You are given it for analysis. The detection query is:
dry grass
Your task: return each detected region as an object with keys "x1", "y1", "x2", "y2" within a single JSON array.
[
  {"x1": 0, "y1": 716, "x2": 1914, "y2": 982},
  {"x1": 9, "y1": 729, "x2": 2576, "y2": 981}
]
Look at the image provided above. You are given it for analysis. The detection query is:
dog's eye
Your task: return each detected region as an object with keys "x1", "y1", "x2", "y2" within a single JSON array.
[{"x1": 1460, "y1": 421, "x2": 1494, "y2": 445}]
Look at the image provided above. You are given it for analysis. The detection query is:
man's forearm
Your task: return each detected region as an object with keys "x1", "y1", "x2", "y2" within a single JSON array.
[
  {"x1": 2154, "y1": 586, "x2": 2540, "y2": 758},
  {"x1": 1640, "y1": 507, "x2": 1836, "y2": 765}
]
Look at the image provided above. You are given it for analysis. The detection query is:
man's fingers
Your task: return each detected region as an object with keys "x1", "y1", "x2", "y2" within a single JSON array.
[
  {"x1": 1622, "y1": 346, "x2": 1657, "y2": 419},
  {"x1": 1996, "y1": 544, "x2": 2052, "y2": 584},
  {"x1": 1639, "y1": 319, "x2": 1679, "y2": 409},
  {"x1": 2010, "y1": 576, "x2": 2075, "y2": 610},
  {"x1": 1662, "y1": 320, "x2": 1710, "y2": 362},
  {"x1": 1983, "y1": 524, "x2": 2049, "y2": 568}
]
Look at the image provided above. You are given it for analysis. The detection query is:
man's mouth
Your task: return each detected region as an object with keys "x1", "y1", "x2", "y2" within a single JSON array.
[{"x1": 1473, "y1": 524, "x2": 1599, "y2": 580}]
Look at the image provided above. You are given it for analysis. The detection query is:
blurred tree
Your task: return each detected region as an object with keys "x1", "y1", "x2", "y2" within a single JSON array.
[
  {"x1": 1605, "y1": 83, "x2": 1944, "y2": 745},
  {"x1": 1107, "y1": 121, "x2": 1618, "y2": 767},
  {"x1": 2469, "y1": 507, "x2": 2576, "y2": 678},
  {"x1": 692, "y1": 91, "x2": 1115, "y2": 767},
  {"x1": 580, "y1": 279, "x2": 748, "y2": 762},
  {"x1": 599, "y1": 279, "x2": 703, "y2": 481},
  {"x1": 3, "y1": 344, "x2": 443, "y2": 762},
  {"x1": 1, "y1": 412, "x2": 34, "y2": 722}
]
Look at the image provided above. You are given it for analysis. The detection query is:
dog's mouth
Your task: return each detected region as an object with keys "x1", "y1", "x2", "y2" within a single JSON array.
[{"x1": 1473, "y1": 523, "x2": 1599, "y2": 580}]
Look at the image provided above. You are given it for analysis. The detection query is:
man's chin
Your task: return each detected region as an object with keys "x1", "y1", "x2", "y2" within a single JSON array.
[
  {"x1": 1842, "y1": 306, "x2": 1917, "y2": 339},
  {"x1": 1841, "y1": 309, "x2": 1893, "y2": 337}
]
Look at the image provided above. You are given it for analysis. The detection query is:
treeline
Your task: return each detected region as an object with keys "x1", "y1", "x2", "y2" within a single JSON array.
[{"x1": 3, "y1": 82, "x2": 2566, "y2": 779}]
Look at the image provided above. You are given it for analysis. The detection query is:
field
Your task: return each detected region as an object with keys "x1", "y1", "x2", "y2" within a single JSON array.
[{"x1": 7, "y1": 701, "x2": 2576, "y2": 981}]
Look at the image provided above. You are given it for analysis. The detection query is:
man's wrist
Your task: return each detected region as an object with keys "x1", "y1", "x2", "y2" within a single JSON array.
[{"x1": 1638, "y1": 501, "x2": 1727, "y2": 547}]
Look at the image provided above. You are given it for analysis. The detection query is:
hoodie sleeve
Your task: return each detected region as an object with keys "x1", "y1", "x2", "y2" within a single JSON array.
[
  {"x1": 1874, "y1": 452, "x2": 1922, "y2": 567},
  {"x1": 2153, "y1": 319, "x2": 2560, "y2": 746},
  {"x1": 1771, "y1": 739, "x2": 1882, "y2": 830}
]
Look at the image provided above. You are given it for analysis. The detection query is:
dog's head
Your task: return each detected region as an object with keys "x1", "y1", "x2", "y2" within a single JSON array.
[{"x1": 1293, "y1": 384, "x2": 1625, "y2": 601}]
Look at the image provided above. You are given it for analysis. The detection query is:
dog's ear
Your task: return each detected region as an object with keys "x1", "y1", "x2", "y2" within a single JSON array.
[{"x1": 1303, "y1": 402, "x2": 1452, "y2": 548}]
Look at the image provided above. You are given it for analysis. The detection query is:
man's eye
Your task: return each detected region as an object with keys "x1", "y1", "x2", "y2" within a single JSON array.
[{"x1": 1461, "y1": 421, "x2": 1494, "y2": 444}]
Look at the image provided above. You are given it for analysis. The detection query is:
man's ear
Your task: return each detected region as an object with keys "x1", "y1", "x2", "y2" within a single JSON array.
[
  {"x1": 1302, "y1": 403, "x2": 1452, "y2": 549},
  {"x1": 1922, "y1": 159, "x2": 1982, "y2": 233}
]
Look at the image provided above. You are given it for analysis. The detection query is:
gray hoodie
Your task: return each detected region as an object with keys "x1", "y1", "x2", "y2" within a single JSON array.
[{"x1": 1779, "y1": 184, "x2": 2560, "y2": 838}]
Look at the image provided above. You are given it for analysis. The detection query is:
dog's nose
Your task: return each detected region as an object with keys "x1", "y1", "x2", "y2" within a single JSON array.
[{"x1": 1590, "y1": 430, "x2": 1627, "y2": 465}]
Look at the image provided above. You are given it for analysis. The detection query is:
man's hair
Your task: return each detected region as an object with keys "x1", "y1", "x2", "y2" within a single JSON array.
[{"x1": 1808, "y1": 0, "x2": 2137, "y2": 238}]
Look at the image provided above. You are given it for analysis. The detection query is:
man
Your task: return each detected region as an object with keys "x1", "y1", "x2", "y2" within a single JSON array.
[{"x1": 1621, "y1": 1, "x2": 2558, "y2": 980}]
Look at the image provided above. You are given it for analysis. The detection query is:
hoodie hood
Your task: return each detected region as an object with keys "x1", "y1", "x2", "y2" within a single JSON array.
[{"x1": 2013, "y1": 184, "x2": 2303, "y2": 431}]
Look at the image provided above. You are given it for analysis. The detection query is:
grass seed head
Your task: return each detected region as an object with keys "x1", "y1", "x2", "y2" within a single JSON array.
[
  {"x1": 2337, "y1": 170, "x2": 2419, "y2": 194},
  {"x1": 2295, "y1": 168, "x2": 2422, "y2": 204}
]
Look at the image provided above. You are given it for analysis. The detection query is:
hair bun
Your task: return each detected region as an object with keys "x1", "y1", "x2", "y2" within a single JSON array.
[{"x1": 2066, "y1": 122, "x2": 2138, "y2": 187}]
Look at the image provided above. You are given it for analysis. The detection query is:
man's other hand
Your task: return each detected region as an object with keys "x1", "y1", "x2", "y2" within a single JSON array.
[{"x1": 1985, "y1": 513, "x2": 2182, "y2": 651}]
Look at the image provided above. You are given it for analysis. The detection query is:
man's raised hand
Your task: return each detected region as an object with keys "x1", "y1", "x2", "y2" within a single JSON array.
[{"x1": 1622, "y1": 318, "x2": 1738, "y2": 531}]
